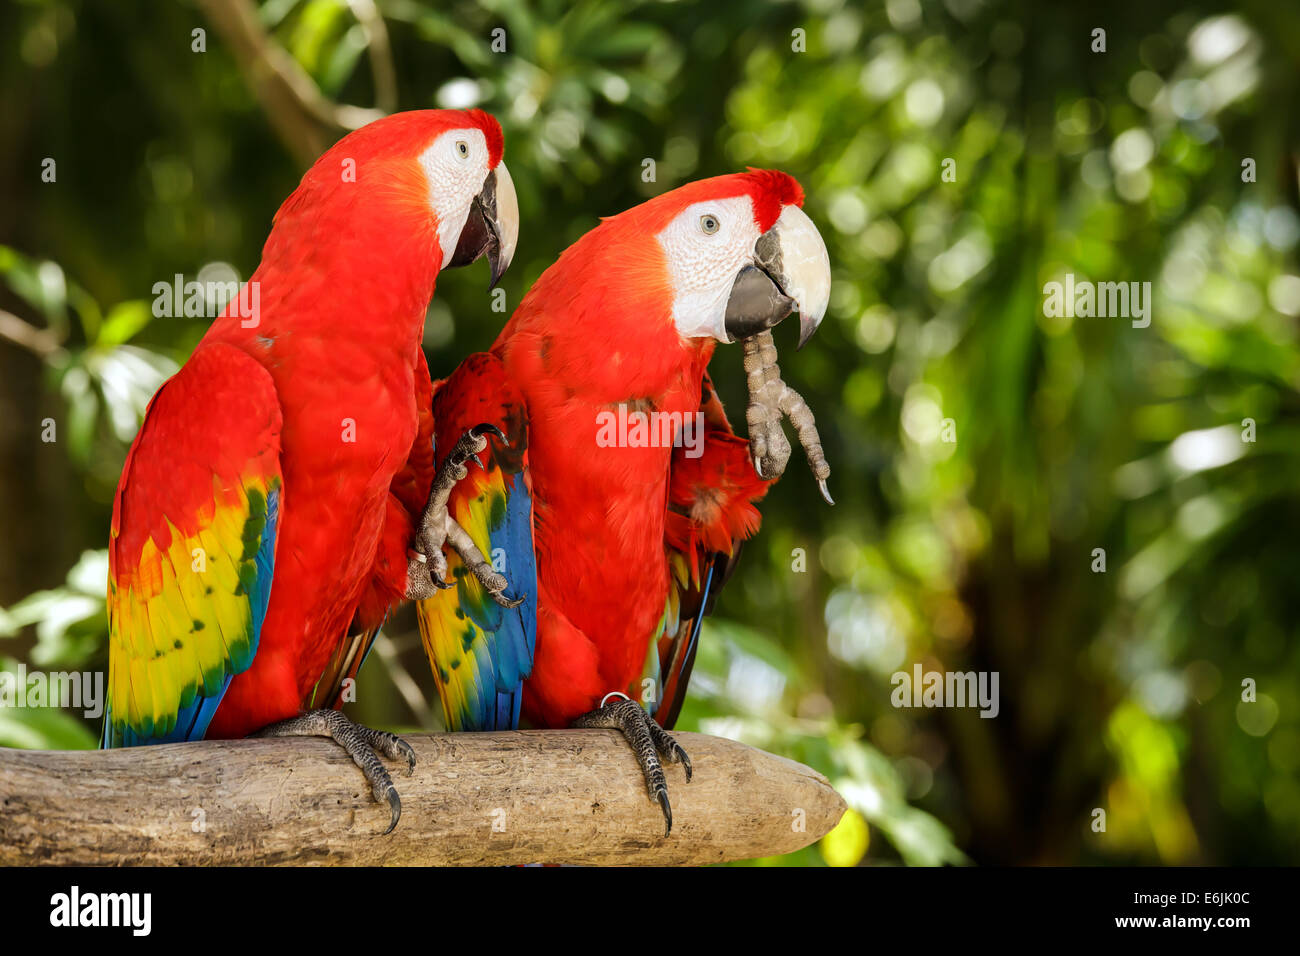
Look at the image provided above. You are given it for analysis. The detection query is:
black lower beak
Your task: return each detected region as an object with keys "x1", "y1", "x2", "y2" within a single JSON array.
[
  {"x1": 723, "y1": 265, "x2": 795, "y2": 342},
  {"x1": 447, "y1": 171, "x2": 507, "y2": 289}
]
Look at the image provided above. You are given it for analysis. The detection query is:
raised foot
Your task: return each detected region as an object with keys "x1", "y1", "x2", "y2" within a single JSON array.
[
  {"x1": 406, "y1": 422, "x2": 523, "y2": 608},
  {"x1": 253, "y1": 709, "x2": 416, "y2": 834},
  {"x1": 741, "y1": 330, "x2": 833, "y2": 504},
  {"x1": 572, "y1": 693, "x2": 692, "y2": 837}
]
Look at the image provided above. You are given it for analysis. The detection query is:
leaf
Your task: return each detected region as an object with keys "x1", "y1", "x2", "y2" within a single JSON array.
[
  {"x1": 0, "y1": 658, "x2": 99, "y2": 750},
  {"x1": 0, "y1": 551, "x2": 109, "y2": 668},
  {"x1": 95, "y1": 301, "x2": 153, "y2": 349},
  {"x1": 0, "y1": 705, "x2": 98, "y2": 751}
]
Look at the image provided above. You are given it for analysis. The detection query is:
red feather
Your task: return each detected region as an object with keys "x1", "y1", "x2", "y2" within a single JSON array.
[
  {"x1": 482, "y1": 175, "x2": 792, "y2": 727},
  {"x1": 112, "y1": 110, "x2": 497, "y2": 740}
]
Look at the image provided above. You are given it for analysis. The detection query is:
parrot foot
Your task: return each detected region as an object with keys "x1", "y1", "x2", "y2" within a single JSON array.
[
  {"x1": 444, "y1": 513, "x2": 525, "y2": 607},
  {"x1": 407, "y1": 423, "x2": 522, "y2": 608},
  {"x1": 572, "y1": 693, "x2": 692, "y2": 837},
  {"x1": 253, "y1": 709, "x2": 416, "y2": 835},
  {"x1": 741, "y1": 330, "x2": 833, "y2": 504}
]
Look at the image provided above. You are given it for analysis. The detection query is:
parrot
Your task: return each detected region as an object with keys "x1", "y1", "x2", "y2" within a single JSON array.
[
  {"x1": 102, "y1": 109, "x2": 523, "y2": 832},
  {"x1": 416, "y1": 169, "x2": 832, "y2": 834}
]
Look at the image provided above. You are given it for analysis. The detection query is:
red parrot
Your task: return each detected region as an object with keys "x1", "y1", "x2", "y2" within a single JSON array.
[
  {"x1": 103, "y1": 109, "x2": 522, "y2": 831},
  {"x1": 417, "y1": 170, "x2": 832, "y2": 832}
]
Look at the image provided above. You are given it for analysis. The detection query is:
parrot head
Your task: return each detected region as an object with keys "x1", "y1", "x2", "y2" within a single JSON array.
[
  {"x1": 499, "y1": 169, "x2": 830, "y2": 410},
  {"x1": 268, "y1": 108, "x2": 519, "y2": 288},
  {"x1": 631, "y1": 169, "x2": 831, "y2": 350},
  {"x1": 424, "y1": 110, "x2": 520, "y2": 288}
]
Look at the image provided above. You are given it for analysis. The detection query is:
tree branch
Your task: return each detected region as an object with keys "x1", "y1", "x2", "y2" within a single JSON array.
[
  {"x1": 0, "y1": 308, "x2": 63, "y2": 360},
  {"x1": 196, "y1": 0, "x2": 386, "y2": 166},
  {"x1": 0, "y1": 731, "x2": 845, "y2": 865},
  {"x1": 346, "y1": 0, "x2": 398, "y2": 116}
]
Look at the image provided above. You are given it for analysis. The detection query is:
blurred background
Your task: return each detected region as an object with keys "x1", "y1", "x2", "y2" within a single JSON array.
[{"x1": 2, "y1": 0, "x2": 1299, "y2": 866}]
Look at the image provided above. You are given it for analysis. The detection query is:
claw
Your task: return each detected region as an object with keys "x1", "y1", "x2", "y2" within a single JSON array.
[
  {"x1": 470, "y1": 422, "x2": 508, "y2": 444},
  {"x1": 397, "y1": 739, "x2": 417, "y2": 774},
  {"x1": 675, "y1": 745, "x2": 693, "y2": 782},
  {"x1": 384, "y1": 789, "x2": 401, "y2": 836},
  {"x1": 818, "y1": 478, "x2": 835, "y2": 506},
  {"x1": 408, "y1": 422, "x2": 522, "y2": 603},
  {"x1": 573, "y1": 696, "x2": 690, "y2": 838},
  {"x1": 742, "y1": 330, "x2": 832, "y2": 500},
  {"x1": 254, "y1": 709, "x2": 413, "y2": 835}
]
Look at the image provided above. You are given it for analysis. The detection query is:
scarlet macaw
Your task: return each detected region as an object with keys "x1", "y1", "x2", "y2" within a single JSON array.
[
  {"x1": 417, "y1": 170, "x2": 831, "y2": 832},
  {"x1": 103, "y1": 109, "x2": 522, "y2": 831}
]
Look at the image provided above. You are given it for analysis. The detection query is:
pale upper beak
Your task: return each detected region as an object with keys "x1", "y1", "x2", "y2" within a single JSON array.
[
  {"x1": 723, "y1": 204, "x2": 831, "y2": 349},
  {"x1": 447, "y1": 161, "x2": 520, "y2": 289}
]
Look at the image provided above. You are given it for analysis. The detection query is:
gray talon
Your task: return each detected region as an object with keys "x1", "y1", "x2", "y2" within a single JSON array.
[
  {"x1": 254, "y1": 709, "x2": 413, "y2": 834},
  {"x1": 384, "y1": 790, "x2": 401, "y2": 835},
  {"x1": 406, "y1": 424, "x2": 523, "y2": 605},
  {"x1": 573, "y1": 696, "x2": 691, "y2": 837},
  {"x1": 818, "y1": 478, "x2": 834, "y2": 506},
  {"x1": 470, "y1": 422, "x2": 508, "y2": 444},
  {"x1": 675, "y1": 745, "x2": 693, "y2": 782},
  {"x1": 742, "y1": 330, "x2": 832, "y2": 498},
  {"x1": 367, "y1": 728, "x2": 417, "y2": 773}
]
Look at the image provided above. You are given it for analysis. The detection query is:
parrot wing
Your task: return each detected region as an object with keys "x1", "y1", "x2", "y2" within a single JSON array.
[
  {"x1": 103, "y1": 342, "x2": 282, "y2": 747},
  {"x1": 416, "y1": 352, "x2": 537, "y2": 731},
  {"x1": 652, "y1": 371, "x2": 768, "y2": 729}
]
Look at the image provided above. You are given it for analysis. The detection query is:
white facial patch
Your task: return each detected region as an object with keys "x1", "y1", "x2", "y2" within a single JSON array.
[
  {"x1": 418, "y1": 127, "x2": 491, "y2": 268},
  {"x1": 657, "y1": 195, "x2": 762, "y2": 342}
]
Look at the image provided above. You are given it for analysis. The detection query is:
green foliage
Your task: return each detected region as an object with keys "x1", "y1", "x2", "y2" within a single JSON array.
[
  {"x1": 0, "y1": 245, "x2": 176, "y2": 480},
  {"x1": 0, "y1": 672, "x2": 97, "y2": 750},
  {"x1": 681, "y1": 618, "x2": 966, "y2": 866},
  {"x1": 0, "y1": 550, "x2": 106, "y2": 668}
]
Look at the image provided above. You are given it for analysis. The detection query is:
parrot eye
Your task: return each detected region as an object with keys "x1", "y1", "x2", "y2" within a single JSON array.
[
  {"x1": 455, "y1": 141, "x2": 470, "y2": 159},
  {"x1": 699, "y1": 214, "x2": 720, "y2": 235}
]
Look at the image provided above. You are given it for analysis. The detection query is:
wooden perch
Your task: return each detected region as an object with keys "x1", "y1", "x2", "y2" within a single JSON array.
[{"x1": 0, "y1": 731, "x2": 845, "y2": 866}]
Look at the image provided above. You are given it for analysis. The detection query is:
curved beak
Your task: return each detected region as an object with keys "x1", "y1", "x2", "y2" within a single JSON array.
[
  {"x1": 448, "y1": 161, "x2": 520, "y2": 289},
  {"x1": 723, "y1": 204, "x2": 831, "y2": 350}
]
